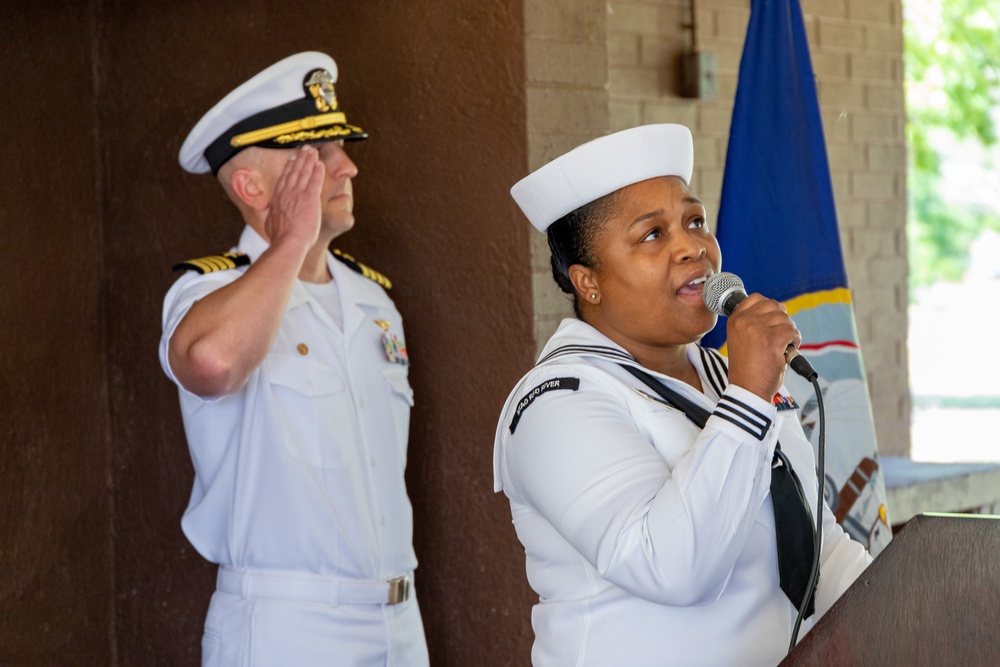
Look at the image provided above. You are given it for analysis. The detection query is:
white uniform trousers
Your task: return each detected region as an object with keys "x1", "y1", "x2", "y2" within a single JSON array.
[{"x1": 202, "y1": 568, "x2": 429, "y2": 667}]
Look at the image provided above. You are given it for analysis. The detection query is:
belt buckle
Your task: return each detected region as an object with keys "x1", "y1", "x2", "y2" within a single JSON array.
[{"x1": 387, "y1": 574, "x2": 410, "y2": 605}]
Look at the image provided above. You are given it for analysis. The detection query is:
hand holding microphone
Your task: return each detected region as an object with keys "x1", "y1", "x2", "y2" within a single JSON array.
[{"x1": 703, "y1": 273, "x2": 818, "y2": 396}]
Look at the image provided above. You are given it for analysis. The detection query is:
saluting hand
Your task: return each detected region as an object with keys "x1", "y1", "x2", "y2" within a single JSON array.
[
  {"x1": 264, "y1": 144, "x2": 326, "y2": 252},
  {"x1": 724, "y1": 293, "x2": 801, "y2": 402}
]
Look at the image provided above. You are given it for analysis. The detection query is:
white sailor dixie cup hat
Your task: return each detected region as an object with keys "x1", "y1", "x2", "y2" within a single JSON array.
[
  {"x1": 510, "y1": 124, "x2": 694, "y2": 232},
  {"x1": 179, "y1": 51, "x2": 367, "y2": 175}
]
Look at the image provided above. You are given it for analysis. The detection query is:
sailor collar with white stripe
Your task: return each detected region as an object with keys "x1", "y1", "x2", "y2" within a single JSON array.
[{"x1": 536, "y1": 318, "x2": 730, "y2": 397}]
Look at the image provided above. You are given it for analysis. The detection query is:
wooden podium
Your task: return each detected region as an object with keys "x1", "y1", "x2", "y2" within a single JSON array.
[{"x1": 781, "y1": 513, "x2": 1000, "y2": 666}]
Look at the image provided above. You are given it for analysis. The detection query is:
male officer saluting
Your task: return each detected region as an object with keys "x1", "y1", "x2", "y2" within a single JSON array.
[{"x1": 160, "y1": 52, "x2": 428, "y2": 666}]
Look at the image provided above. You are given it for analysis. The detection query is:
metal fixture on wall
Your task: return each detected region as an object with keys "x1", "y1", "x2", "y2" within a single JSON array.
[{"x1": 679, "y1": 0, "x2": 717, "y2": 99}]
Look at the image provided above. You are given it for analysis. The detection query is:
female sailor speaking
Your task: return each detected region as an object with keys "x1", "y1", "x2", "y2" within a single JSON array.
[{"x1": 493, "y1": 124, "x2": 871, "y2": 667}]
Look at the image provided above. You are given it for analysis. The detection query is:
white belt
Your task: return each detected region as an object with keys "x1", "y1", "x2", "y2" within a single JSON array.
[{"x1": 217, "y1": 566, "x2": 412, "y2": 606}]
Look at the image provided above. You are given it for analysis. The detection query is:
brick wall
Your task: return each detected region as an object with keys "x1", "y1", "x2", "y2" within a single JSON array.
[
  {"x1": 523, "y1": 0, "x2": 910, "y2": 456},
  {"x1": 524, "y1": 0, "x2": 611, "y2": 347}
]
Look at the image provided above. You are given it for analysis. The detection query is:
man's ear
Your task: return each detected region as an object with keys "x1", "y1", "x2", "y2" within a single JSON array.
[
  {"x1": 568, "y1": 264, "x2": 600, "y2": 304},
  {"x1": 229, "y1": 168, "x2": 268, "y2": 211}
]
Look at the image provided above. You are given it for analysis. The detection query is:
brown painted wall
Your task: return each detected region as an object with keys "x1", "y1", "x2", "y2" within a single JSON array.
[
  {"x1": 0, "y1": 2, "x2": 114, "y2": 665},
  {"x1": 3, "y1": 0, "x2": 536, "y2": 664}
]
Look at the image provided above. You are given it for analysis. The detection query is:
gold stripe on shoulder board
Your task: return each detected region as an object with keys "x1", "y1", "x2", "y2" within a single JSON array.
[
  {"x1": 333, "y1": 248, "x2": 392, "y2": 289},
  {"x1": 172, "y1": 251, "x2": 250, "y2": 274}
]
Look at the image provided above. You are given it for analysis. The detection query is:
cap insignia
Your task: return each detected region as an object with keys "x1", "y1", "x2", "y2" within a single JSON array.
[{"x1": 305, "y1": 68, "x2": 338, "y2": 113}]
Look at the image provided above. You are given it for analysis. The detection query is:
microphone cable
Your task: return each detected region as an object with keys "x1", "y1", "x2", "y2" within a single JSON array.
[{"x1": 787, "y1": 374, "x2": 825, "y2": 655}]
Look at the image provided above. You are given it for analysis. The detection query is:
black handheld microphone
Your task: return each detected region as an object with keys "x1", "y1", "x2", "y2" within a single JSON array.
[{"x1": 703, "y1": 272, "x2": 818, "y2": 381}]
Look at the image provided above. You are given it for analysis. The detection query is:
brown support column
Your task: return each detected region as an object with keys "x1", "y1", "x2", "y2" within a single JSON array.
[
  {"x1": 0, "y1": 2, "x2": 113, "y2": 664},
  {"x1": 100, "y1": 1, "x2": 537, "y2": 664}
]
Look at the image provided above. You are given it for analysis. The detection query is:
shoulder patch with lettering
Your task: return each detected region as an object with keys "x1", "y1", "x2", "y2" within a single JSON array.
[
  {"x1": 333, "y1": 249, "x2": 392, "y2": 289},
  {"x1": 509, "y1": 377, "x2": 581, "y2": 434},
  {"x1": 172, "y1": 251, "x2": 250, "y2": 274}
]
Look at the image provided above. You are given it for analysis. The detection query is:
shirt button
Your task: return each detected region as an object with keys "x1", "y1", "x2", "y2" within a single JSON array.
[{"x1": 296, "y1": 343, "x2": 309, "y2": 355}]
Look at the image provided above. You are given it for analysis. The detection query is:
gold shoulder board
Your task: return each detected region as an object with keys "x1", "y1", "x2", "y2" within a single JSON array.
[
  {"x1": 333, "y1": 249, "x2": 392, "y2": 289},
  {"x1": 172, "y1": 252, "x2": 251, "y2": 274}
]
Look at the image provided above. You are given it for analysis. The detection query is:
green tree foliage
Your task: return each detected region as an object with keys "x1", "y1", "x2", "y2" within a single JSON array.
[{"x1": 905, "y1": 0, "x2": 1000, "y2": 287}]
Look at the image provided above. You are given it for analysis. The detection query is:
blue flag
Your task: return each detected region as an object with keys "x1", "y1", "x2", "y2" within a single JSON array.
[{"x1": 703, "y1": 0, "x2": 891, "y2": 554}]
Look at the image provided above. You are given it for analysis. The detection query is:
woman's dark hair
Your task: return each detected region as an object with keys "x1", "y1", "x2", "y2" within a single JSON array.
[{"x1": 546, "y1": 191, "x2": 621, "y2": 318}]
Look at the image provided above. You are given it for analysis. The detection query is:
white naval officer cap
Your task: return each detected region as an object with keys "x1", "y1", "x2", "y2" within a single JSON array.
[
  {"x1": 179, "y1": 51, "x2": 367, "y2": 175},
  {"x1": 510, "y1": 124, "x2": 694, "y2": 232}
]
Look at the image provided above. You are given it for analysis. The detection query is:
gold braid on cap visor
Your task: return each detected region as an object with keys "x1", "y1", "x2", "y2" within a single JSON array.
[{"x1": 229, "y1": 112, "x2": 349, "y2": 147}]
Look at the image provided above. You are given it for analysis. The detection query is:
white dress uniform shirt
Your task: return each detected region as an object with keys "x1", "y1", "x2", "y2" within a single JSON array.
[
  {"x1": 160, "y1": 225, "x2": 428, "y2": 666},
  {"x1": 494, "y1": 319, "x2": 871, "y2": 667}
]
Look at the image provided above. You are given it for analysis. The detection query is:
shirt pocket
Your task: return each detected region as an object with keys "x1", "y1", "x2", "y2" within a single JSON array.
[
  {"x1": 382, "y1": 365, "x2": 414, "y2": 460},
  {"x1": 266, "y1": 355, "x2": 352, "y2": 469}
]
